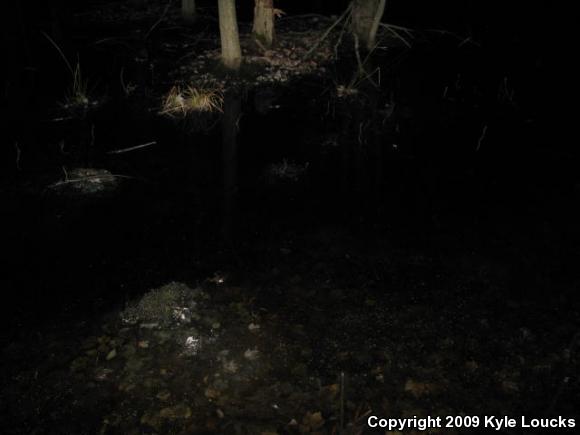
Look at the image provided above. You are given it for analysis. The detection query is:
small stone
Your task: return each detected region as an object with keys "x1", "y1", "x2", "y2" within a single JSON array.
[
  {"x1": 205, "y1": 387, "x2": 220, "y2": 400},
  {"x1": 244, "y1": 348, "x2": 260, "y2": 361},
  {"x1": 119, "y1": 381, "x2": 136, "y2": 392},
  {"x1": 159, "y1": 403, "x2": 192, "y2": 420},
  {"x1": 156, "y1": 390, "x2": 171, "y2": 401},
  {"x1": 140, "y1": 411, "x2": 162, "y2": 430},
  {"x1": 106, "y1": 349, "x2": 117, "y2": 360},
  {"x1": 222, "y1": 360, "x2": 238, "y2": 374},
  {"x1": 248, "y1": 323, "x2": 260, "y2": 332}
]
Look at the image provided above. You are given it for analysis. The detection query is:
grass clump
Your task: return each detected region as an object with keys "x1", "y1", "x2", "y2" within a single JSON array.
[
  {"x1": 63, "y1": 62, "x2": 90, "y2": 109},
  {"x1": 160, "y1": 85, "x2": 223, "y2": 117},
  {"x1": 42, "y1": 32, "x2": 95, "y2": 112}
]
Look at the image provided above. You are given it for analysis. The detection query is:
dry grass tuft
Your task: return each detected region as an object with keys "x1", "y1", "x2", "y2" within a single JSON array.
[
  {"x1": 63, "y1": 62, "x2": 90, "y2": 109},
  {"x1": 160, "y1": 86, "x2": 223, "y2": 117}
]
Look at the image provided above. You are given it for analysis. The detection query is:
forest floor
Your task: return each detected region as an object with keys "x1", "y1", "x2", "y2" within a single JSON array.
[{"x1": 2, "y1": 231, "x2": 579, "y2": 434}]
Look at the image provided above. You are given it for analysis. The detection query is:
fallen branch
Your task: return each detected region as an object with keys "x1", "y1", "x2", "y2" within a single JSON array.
[
  {"x1": 47, "y1": 174, "x2": 138, "y2": 189},
  {"x1": 476, "y1": 125, "x2": 488, "y2": 152},
  {"x1": 424, "y1": 28, "x2": 481, "y2": 47},
  {"x1": 304, "y1": 3, "x2": 353, "y2": 60},
  {"x1": 107, "y1": 141, "x2": 157, "y2": 155},
  {"x1": 145, "y1": 0, "x2": 173, "y2": 40},
  {"x1": 379, "y1": 23, "x2": 413, "y2": 48}
]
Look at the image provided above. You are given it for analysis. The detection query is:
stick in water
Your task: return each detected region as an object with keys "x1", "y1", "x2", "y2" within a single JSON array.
[{"x1": 107, "y1": 141, "x2": 157, "y2": 155}]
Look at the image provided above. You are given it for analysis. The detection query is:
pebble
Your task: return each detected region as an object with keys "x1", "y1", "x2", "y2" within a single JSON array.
[{"x1": 106, "y1": 349, "x2": 117, "y2": 360}]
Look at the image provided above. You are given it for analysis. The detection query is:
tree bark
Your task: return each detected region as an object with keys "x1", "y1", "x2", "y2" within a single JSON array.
[
  {"x1": 351, "y1": 0, "x2": 386, "y2": 51},
  {"x1": 218, "y1": 0, "x2": 242, "y2": 70},
  {"x1": 252, "y1": 0, "x2": 275, "y2": 48},
  {"x1": 182, "y1": 0, "x2": 196, "y2": 23}
]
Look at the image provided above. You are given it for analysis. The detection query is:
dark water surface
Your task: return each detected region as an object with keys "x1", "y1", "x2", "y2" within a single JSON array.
[{"x1": 2, "y1": 21, "x2": 577, "y2": 334}]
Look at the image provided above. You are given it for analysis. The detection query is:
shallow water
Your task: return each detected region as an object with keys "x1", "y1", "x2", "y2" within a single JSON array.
[{"x1": 1, "y1": 4, "x2": 578, "y2": 433}]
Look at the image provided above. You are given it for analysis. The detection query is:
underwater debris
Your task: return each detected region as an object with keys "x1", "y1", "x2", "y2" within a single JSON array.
[
  {"x1": 265, "y1": 159, "x2": 309, "y2": 183},
  {"x1": 47, "y1": 168, "x2": 120, "y2": 195}
]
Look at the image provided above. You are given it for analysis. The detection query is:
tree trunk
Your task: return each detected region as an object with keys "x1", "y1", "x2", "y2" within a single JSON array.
[
  {"x1": 182, "y1": 0, "x2": 196, "y2": 23},
  {"x1": 252, "y1": 0, "x2": 275, "y2": 48},
  {"x1": 218, "y1": 0, "x2": 242, "y2": 70},
  {"x1": 351, "y1": 0, "x2": 386, "y2": 51}
]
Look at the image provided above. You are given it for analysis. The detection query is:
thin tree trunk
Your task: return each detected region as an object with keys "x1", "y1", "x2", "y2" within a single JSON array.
[
  {"x1": 218, "y1": 0, "x2": 242, "y2": 70},
  {"x1": 182, "y1": 0, "x2": 196, "y2": 23},
  {"x1": 252, "y1": 0, "x2": 275, "y2": 48},
  {"x1": 351, "y1": 0, "x2": 386, "y2": 51}
]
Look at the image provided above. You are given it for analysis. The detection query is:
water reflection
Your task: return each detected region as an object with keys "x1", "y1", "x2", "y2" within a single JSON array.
[{"x1": 221, "y1": 92, "x2": 241, "y2": 243}]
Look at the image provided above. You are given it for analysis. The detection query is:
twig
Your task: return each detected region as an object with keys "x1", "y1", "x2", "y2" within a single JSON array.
[
  {"x1": 107, "y1": 141, "x2": 157, "y2": 155},
  {"x1": 47, "y1": 174, "x2": 138, "y2": 189},
  {"x1": 333, "y1": 10, "x2": 351, "y2": 58},
  {"x1": 42, "y1": 31, "x2": 74, "y2": 77},
  {"x1": 49, "y1": 116, "x2": 75, "y2": 122},
  {"x1": 353, "y1": 33, "x2": 364, "y2": 74},
  {"x1": 424, "y1": 28, "x2": 481, "y2": 47},
  {"x1": 254, "y1": 37, "x2": 268, "y2": 54},
  {"x1": 379, "y1": 23, "x2": 413, "y2": 48},
  {"x1": 15, "y1": 142, "x2": 21, "y2": 170},
  {"x1": 304, "y1": 3, "x2": 352, "y2": 60},
  {"x1": 145, "y1": 0, "x2": 173, "y2": 40},
  {"x1": 476, "y1": 124, "x2": 488, "y2": 151}
]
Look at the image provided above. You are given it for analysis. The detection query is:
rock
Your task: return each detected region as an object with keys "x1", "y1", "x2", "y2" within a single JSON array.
[
  {"x1": 156, "y1": 390, "x2": 171, "y2": 401},
  {"x1": 248, "y1": 323, "x2": 261, "y2": 332},
  {"x1": 140, "y1": 411, "x2": 162, "y2": 430},
  {"x1": 159, "y1": 403, "x2": 192, "y2": 420},
  {"x1": 205, "y1": 387, "x2": 220, "y2": 400},
  {"x1": 106, "y1": 349, "x2": 117, "y2": 360},
  {"x1": 119, "y1": 380, "x2": 136, "y2": 392},
  {"x1": 244, "y1": 348, "x2": 260, "y2": 361}
]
